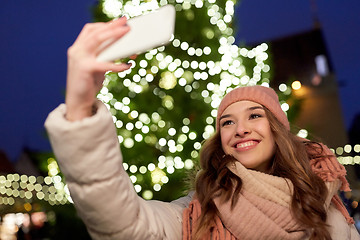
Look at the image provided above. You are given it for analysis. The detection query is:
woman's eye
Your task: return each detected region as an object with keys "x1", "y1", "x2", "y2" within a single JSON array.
[
  {"x1": 249, "y1": 113, "x2": 262, "y2": 119},
  {"x1": 221, "y1": 120, "x2": 233, "y2": 127}
]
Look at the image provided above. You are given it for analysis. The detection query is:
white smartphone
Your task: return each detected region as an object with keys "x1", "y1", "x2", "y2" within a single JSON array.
[{"x1": 96, "y1": 5, "x2": 176, "y2": 62}]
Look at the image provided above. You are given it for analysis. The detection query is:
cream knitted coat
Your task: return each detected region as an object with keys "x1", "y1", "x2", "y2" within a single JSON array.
[{"x1": 45, "y1": 100, "x2": 360, "y2": 240}]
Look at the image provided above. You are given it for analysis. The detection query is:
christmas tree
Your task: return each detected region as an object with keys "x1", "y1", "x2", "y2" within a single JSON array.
[
  {"x1": 0, "y1": 0, "x2": 304, "y2": 211},
  {"x1": 93, "y1": 0, "x2": 275, "y2": 201}
]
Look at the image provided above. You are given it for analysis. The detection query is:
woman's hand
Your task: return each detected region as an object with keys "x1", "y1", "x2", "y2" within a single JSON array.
[{"x1": 65, "y1": 17, "x2": 132, "y2": 121}]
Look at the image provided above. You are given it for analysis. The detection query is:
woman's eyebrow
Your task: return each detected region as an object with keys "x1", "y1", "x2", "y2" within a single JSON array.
[
  {"x1": 248, "y1": 106, "x2": 264, "y2": 111},
  {"x1": 220, "y1": 106, "x2": 264, "y2": 120},
  {"x1": 219, "y1": 114, "x2": 232, "y2": 121}
]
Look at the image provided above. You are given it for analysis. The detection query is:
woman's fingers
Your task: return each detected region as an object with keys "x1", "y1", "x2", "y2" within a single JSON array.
[
  {"x1": 94, "y1": 62, "x2": 132, "y2": 73},
  {"x1": 72, "y1": 22, "x2": 106, "y2": 46},
  {"x1": 129, "y1": 54, "x2": 137, "y2": 60},
  {"x1": 81, "y1": 17, "x2": 130, "y2": 53},
  {"x1": 94, "y1": 26, "x2": 131, "y2": 55},
  {"x1": 68, "y1": 17, "x2": 133, "y2": 76}
]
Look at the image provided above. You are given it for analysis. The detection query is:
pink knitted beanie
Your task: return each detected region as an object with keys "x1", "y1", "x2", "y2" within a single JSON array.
[{"x1": 216, "y1": 85, "x2": 290, "y2": 130}]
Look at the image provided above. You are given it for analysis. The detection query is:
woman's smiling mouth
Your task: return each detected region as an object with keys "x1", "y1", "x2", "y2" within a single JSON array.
[{"x1": 234, "y1": 140, "x2": 259, "y2": 151}]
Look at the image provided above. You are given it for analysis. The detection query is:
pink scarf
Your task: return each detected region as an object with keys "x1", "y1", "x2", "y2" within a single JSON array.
[{"x1": 182, "y1": 144, "x2": 353, "y2": 240}]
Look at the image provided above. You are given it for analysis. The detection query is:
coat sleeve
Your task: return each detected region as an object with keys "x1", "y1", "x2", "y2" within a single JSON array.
[{"x1": 44, "y1": 100, "x2": 190, "y2": 240}]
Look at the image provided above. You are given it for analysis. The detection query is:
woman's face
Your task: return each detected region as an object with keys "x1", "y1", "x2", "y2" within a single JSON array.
[{"x1": 219, "y1": 100, "x2": 276, "y2": 172}]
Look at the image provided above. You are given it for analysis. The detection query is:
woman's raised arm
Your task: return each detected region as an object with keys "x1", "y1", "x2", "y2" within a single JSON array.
[
  {"x1": 45, "y1": 19, "x2": 188, "y2": 239},
  {"x1": 65, "y1": 17, "x2": 131, "y2": 121}
]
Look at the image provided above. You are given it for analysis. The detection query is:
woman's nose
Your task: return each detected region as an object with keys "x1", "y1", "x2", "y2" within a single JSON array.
[{"x1": 235, "y1": 123, "x2": 251, "y2": 137}]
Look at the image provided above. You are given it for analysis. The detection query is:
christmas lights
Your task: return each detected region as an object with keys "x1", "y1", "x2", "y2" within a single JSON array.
[
  {"x1": 95, "y1": 0, "x2": 277, "y2": 200},
  {"x1": 331, "y1": 144, "x2": 360, "y2": 165},
  {"x1": 0, "y1": 172, "x2": 71, "y2": 207}
]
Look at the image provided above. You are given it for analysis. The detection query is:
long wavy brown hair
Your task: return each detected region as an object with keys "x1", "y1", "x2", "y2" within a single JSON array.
[{"x1": 193, "y1": 106, "x2": 331, "y2": 240}]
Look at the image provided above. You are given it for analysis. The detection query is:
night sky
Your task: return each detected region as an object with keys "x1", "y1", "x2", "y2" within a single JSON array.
[
  {"x1": 1, "y1": 0, "x2": 359, "y2": 162},
  {"x1": 235, "y1": 0, "x2": 360, "y2": 131}
]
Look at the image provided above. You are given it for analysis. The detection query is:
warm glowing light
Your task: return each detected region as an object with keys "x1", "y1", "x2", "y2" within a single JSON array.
[
  {"x1": 291, "y1": 81, "x2": 302, "y2": 90},
  {"x1": 0, "y1": 171, "x2": 71, "y2": 206},
  {"x1": 355, "y1": 144, "x2": 360, "y2": 153},
  {"x1": 336, "y1": 147, "x2": 344, "y2": 155},
  {"x1": 297, "y1": 129, "x2": 308, "y2": 139},
  {"x1": 142, "y1": 190, "x2": 153, "y2": 200},
  {"x1": 344, "y1": 144, "x2": 352, "y2": 153},
  {"x1": 281, "y1": 103, "x2": 289, "y2": 112},
  {"x1": 279, "y1": 84, "x2": 287, "y2": 92}
]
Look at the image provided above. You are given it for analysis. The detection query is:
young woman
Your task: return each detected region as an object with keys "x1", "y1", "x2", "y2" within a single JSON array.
[
  {"x1": 45, "y1": 18, "x2": 360, "y2": 239},
  {"x1": 183, "y1": 86, "x2": 358, "y2": 240}
]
